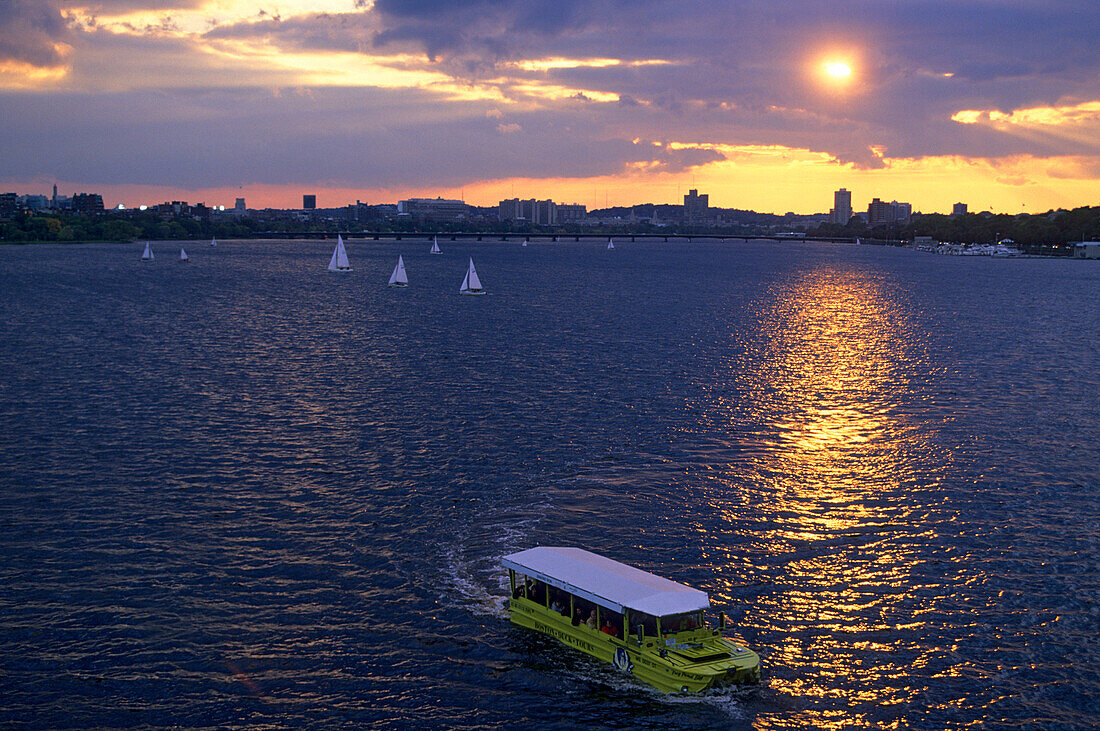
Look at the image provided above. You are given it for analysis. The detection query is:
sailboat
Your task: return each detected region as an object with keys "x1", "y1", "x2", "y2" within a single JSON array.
[
  {"x1": 459, "y1": 257, "x2": 486, "y2": 296},
  {"x1": 179, "y1": 247, "x2": 190, "y2": 263},
  {"x1": 210, "y1": 236, "x2": 217, "y2": 247},
  {"x1": 141, "y1": 242, "x2": 154, "y2": 261},
  {"x1": 327, "y1": 234, "x2": 353, "y2": 272},
  {"x1": 522, "y1": 238, "x2": 529, "y2": 247},
  {"x1": 388, "y1": 255, "x2": 408, "y2": 288},
  {"x1": 607, "y1": 238, "x2": 615, "y2": 250},
  {"x1": 430, "y1": 236, "x2": 442, "y2": 254}
]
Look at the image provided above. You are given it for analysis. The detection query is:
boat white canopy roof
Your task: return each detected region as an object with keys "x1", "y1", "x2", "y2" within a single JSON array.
[{"x1": 502, "y1": 547, "x2": 709, "y2": 617}]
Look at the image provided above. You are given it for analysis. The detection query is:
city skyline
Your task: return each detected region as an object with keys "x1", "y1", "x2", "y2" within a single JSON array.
[{"x1": 4, "y1": 2, "x2": 1100, "y2": 212}]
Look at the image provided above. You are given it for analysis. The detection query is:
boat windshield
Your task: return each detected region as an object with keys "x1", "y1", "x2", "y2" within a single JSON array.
[{"x1": 660, "y1": 611, "x2": 704, "y2": 634}]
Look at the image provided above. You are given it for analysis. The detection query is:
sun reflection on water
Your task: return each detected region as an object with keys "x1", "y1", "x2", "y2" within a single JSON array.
[{"x1": 693, "y1": 266, "x2": 953, "y2": 729}]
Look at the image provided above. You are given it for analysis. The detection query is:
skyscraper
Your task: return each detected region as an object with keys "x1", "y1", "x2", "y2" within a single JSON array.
[
  {"x1": 684, "y1": 189, "x2": 709, "y2": 221},
  {"x1": 831, "y1": 188, "x2": 853, "y2": 224},
  {"x1": 303, "y1": 194, "x2": 316, "y2": 209}
]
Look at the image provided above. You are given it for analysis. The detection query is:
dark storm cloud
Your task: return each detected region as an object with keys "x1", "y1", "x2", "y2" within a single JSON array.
[
  {"x1": 0, "y1": 0, "x2": 71, "y2": 67},
  {"x1": 7, "y1": 0, "x2": 1100, "y2": 191},
  {"x1": 0, "y1": 87, "x2": 713, "y2": 188},
  {"x1": 200, "y1": 0, "x2": 1100, "y2": 161}
]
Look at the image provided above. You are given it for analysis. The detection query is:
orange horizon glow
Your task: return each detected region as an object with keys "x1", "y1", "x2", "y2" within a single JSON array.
[{"x1": 8, "y1": 146, "x2": 1100, "y2": 216}]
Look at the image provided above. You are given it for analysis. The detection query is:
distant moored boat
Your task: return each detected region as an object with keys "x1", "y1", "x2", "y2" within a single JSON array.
[
  {"x1": 179, "y1": 247, "x2": 190, "y2": 263},
  {"x1": 430, "y1": 236, "x2": 442, "y2": 254},
  {"x1": 141, "y1": 242, "x2": 154, "y2": 261},
  {"x1": 210, "y1": 236, "x2": 217, "y2": 247},
  {"x1": 607, "y1": 238, "x2": 615, "y2": 250}
]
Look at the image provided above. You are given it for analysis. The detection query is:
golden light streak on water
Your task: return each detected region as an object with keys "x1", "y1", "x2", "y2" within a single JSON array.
[{"x1": 692, "y1": 265, "x2": 951, "y2": 729}]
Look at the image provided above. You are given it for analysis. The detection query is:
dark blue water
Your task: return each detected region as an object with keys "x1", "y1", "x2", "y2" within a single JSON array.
[{"x1": 1, "y1": 239, "x2": 1097, "y2": 729}]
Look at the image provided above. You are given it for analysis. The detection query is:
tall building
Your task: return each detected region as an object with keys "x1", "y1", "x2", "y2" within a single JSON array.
[
  {"x1": 867, "y1": 198, "x2": 912, "y2": 226},
  {"x1": 0, "y1": 192, "x2": 18, "y2": 217},
  {"x1": 71, "y1": 193, "x2": 104, "y2": 215},
  {"x1": 303, "y1": 194, "x2": 316, "y2": 209},
  {"x1": 684, "y1": 189, "x2": 709, "y2": 221},
  {"x1": 831, "y1": 188, "x2": 853, "y2": 224},
  {"x1": 952, "y1": 202, "x2": 967, "y2": 216},
  {"x1": 498, "y1": 198, "x2": 523, "y2": 221},
  {"x1": 867, "y1": 198, "x2": 891, "y2": 226},
  {"x1": 533, "y1": 199, "x2": 557, "y2": 225},
  {"x1": 235, "y1": 197, "x2": 246, "y2": 211}
]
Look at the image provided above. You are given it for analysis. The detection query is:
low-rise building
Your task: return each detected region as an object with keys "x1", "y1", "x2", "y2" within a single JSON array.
[
  {"x1": 71, "y1": 193, "x2": 105, "y2": 215},
  {"x1": 1073, "y1": 241, "x2": 1100, "y2": 259},
  {"x1": 398, "y1": 197, "x2": 469, "y2": 222}
]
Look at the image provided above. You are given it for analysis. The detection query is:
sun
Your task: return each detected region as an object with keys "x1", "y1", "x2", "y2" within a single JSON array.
[{"x1": 825, "y1": 61, "x2": 852, "y2": 78}]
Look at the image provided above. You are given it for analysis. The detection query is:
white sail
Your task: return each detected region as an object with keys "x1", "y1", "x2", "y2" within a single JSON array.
[
  {"x1": 141, "y1": 242, "x2": 154, "y2": 261},
  {"x1": 430, "y1": 236, "x2": 442, "y2": 254},
  {"x1": 179, "y1": 247, "x2": 189, "y2": 262},
  {"x1": 460, "y1": 257, "x2": 485, "y2": 294},
  {"x1": 607, "y1": 238, "x2": 615, "y2": 250},
  {"x1": 522, "y1": 238, "x2": 528, "y2": 247},
  {"x1": 328, "y1": 235, "x2": 352, "y2": 271},
  {"x1": 388, "y1": 255, "x2": 408, "y2": 287},
  {"x1": 210, "y1": 237, "x2": 217, "y2": 247}
]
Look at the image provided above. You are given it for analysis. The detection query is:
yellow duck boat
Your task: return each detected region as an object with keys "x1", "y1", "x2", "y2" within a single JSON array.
[{"x1": 502, "y1": 547, "x2": 760, "y2": 692}]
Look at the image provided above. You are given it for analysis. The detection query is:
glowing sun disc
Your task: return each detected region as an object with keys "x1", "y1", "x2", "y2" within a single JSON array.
[{"x1": 825, "y1": 61, "x2": 852, "y2": 78}]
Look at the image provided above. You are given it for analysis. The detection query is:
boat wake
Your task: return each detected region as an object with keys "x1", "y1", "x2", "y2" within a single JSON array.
[{"x1": 435, "y1": 492, "x2": 555, "y2": 621}]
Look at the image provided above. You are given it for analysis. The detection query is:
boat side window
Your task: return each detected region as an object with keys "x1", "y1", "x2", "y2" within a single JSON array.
[
  {"x1": 634, "y1": 612, "x2": 659, "y2": 638},
  {"x1": 600, "y1": 609, "x2": 623, "y2": 638},
  {"x1": 572, "y1": 596, "x2": 596, "y2": 628},
  {"x1": 548, "y1": 588, "x2": 569, "y2": 616},
  {"x1": 661, "y1": 611, "x2": 704, "y2": 634}
]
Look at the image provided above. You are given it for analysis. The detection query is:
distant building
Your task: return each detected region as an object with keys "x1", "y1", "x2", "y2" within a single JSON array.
[
  {"x1": 0, "y1": 192, "x2": 18, "y2": 217},
  {"x1": 684, "y1": 189, "x2": 709, "y2": 221},
  {"x1": 867, "y1": 197, "x2": 911, "y2": 226},
  {"x1": 831, "y1": 188, "x2": 853, "y2": 224},
  {"x1": 154, "y1": 201, "x2": 190, "y2": 217},
  {"x1": 21, "y1": 194, "x2": 49, "y2": 211},
  {"x1": 533, "y1": 199, "x2": 557, "y2": 225},
  {"x1": 557, "y1": 203, "x2": 587, "y2": 223},
  {"x1": 498, "y1": 198, "x2": 523, "y2": 221},
  {"x1": 235, "y1": 198, "x2": 246, "y2": 211},
  {"x1": 71, "y1": 193, "x2": 104, "y2": 215},
  {"x1": 499, "y1": 198, "x2": 585, "y2": 224},
  {"x1": 952, "y1": 202, "x2": 968, "y2": 216},
  {"x1": 398, "y1": 197, "x2": 469, "y2": 222},
  {"x1": 1074, "y1": 242, "x2": 1100, "y2": 259},
  {"x1": 303, "y1": 194, "x2": 316, "y2": 210}
]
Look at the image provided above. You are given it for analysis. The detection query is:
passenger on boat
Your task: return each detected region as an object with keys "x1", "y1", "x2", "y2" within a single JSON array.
[
  {"x1": 600, "y1": 621, "x2": 618, "y2": 638},
  {"x1": 550, "y1": 596, "x2": 565, "y2": 614},
  {"x1": 586, "y1": 610, "x2": 598, "y2": 630}
]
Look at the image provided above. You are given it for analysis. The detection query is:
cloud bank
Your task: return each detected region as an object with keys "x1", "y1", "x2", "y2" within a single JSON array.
[{"x1": 3, "y1": 0, "x2": 1100, "y2": 209}]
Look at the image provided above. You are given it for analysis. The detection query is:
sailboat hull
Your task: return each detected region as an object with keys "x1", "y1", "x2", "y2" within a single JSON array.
[
  {"x1": 389, "y1": 282, "x2": 408, "y2": 288},
  {"x1": 460, "y1": 290, "x2": 487, "y2": 296}
]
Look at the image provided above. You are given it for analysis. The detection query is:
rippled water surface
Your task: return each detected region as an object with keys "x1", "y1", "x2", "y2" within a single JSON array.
[{"x1": 1, "y1": 239, "x2": 1098, "y2": 729}]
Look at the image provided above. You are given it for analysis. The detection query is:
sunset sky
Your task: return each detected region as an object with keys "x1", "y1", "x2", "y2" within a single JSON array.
[{"x1": 3, "y1": 0, "x2": 1100, "y2": 213}]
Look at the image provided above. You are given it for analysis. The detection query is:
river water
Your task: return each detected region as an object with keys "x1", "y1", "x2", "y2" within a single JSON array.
[{"x1": 1, "y1": 238, "x2": 1097, "y2": 729}]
